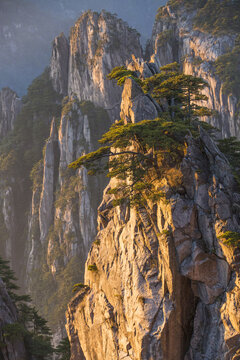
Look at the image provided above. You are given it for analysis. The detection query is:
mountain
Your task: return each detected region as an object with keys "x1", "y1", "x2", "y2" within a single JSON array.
[
  {"x1": 0, "y1": 10, "x2": 143, "y2": 344},
  {"x1": 148, "y1": 0, "x2": 240, "y2": 138},
  {"x1": 0, "y1": 0, "x2": 240, "y2": 358},
  {"x1": 0, "y1": 0, "x2": 165, "y2": 96},
  {"x1": 66, "y1": 58, "x2": 240, "y2": 359}
]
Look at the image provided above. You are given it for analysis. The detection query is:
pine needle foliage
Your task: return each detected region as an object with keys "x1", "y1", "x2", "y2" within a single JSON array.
[
  {"x1": 0, "y1": 256, "x2": 54, "y2": 359},
  {"x1": 142, "y1": 63, "x2": 212, "y2": 121},
  {"x1": 107, "y1": 66, "x2": 143, "y2": 86},
  {"x1": 55, "y1": 337, "x2": 71, "y2": 360},
  {"x1": 219, "y1": 231, "x2": 240, "y2": 248},
  {"x1": 214, "y1": 35, "x2": 240, "y2": 98},
  {"x1": 70, "y1": 62, "x2": 213, "y2": 206}
]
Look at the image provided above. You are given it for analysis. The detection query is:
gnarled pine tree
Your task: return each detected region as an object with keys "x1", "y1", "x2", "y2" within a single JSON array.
[{"x1": 70, "y1": 62, "x2": 213, "y2": 206}]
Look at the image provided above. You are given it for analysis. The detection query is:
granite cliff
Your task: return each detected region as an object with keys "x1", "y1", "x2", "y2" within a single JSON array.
[
  {"x1": 24, "y1": 10, "x2": 142, "y2": 338},
  {"x1": 0, "y1": 9, "x2": 142, "y2": 342},
  {"x1": 0, "y1": 2, "x2": 240, "y2": 359},
  {"x1": 50, "y1": 10, "x2": 142, "y2": 119},
  {"x1": 148, "y1": 1, "x2": 240, "y2": 138},
  {"x1": 66, "y1": 59, "x2": 240, "y2": 360}
]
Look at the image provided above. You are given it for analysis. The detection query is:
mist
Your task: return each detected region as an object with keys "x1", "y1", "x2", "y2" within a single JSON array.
[{"x1": 0, "y1": 0, "x2": 167, "y2": 95}]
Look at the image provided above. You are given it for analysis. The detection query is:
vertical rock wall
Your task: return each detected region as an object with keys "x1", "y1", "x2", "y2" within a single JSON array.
[
  {"x1": 50, "y1": 10, "x2": 143, "y2": 121},
  {"x1": 66, "y1": 73, "x2": 240, "y2": 360},
  {"x1": 0, "y1": 88, "x2": 21, "y2": 139},
  {"x1": 149, "y1": 4, "x2": 239, "y2": 138}
]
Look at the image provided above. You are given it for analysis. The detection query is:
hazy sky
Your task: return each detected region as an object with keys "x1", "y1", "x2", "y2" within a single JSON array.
[{"x1": 0, "y1": 0, "x2": 167, "y2": 95}]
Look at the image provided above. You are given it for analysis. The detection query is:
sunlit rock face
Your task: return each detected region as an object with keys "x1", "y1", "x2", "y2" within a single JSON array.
[
  {"x1": 0, "y1": 279, "x2": 27, "y2": 360},
  {"x1": 149, "y1": 5, "x2": 239, "y2": 139},
  {"x1": 66, "y1": 69, "x2": 240, "y2": 359},
  {"x1": 0, "y1": 88, "x2": 21, "y2": 139},
  {"x1": 25, "y1": 97, "x2": 110, "y2": 340},
  {"x1": 50, "y1": 10, "x2": 143, "y2": 120}
]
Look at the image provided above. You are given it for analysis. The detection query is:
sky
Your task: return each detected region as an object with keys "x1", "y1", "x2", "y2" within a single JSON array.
[{"x1": 0, "y1": 0, "x2": 167, "y2": 95}]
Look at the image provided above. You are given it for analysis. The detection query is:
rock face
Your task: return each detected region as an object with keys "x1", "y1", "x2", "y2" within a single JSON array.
[
  {"x1": 50, "y1": 10, "x2": 143, "y2": 120},
  {"x1": 39, "y1": 119, "x2": 59, "y2": 245},
  {"x1": 149, "y1": 4, "x2": 239, "y2": 139},
  {"x1": 1, "y1": 4, "x2": 240, "y2": 358},
  {"x1": 0, "y1": 187, "x2": 15, "y2": 265},
  {"x1": 66, "y1": 75, "x2": 240, "y2": 359},
  {"x1": 0, "y1": 88, "x2": 21, "y2": 139},
  {"x1": 26, "y1": 97, "x2": 110, "y2": 335},
  {"x1": 0, "y1": 278, "x2": 26, "y2": 360},
  {"x1": 24, "y1": 10, "x2": 143, "y2": 333},
  {"x1": 50, "y1": 33, "x2": 69, "y2": 96}
]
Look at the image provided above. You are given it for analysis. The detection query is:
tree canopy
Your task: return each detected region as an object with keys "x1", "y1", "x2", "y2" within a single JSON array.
[
  {"x1": 70, "y1": 62, "x2": 213, "y2": 206},
  {"x1": 0, "y1": 256, "x2": 69, "y2": 360}
]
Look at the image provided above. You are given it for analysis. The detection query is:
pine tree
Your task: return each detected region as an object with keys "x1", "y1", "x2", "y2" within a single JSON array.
[
  {"x1": 69, "y1": 62, "x2": 213, "y2": 206},
  {"x1": 0, "y1": 256, "x2": 55, "y2": 359}
]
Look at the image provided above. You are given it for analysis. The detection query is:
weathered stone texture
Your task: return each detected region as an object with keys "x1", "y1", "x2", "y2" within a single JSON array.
[
  {"x1": 149, "y1": 5, "x2": 239, "y2": 139},
  {"x1": 66, "y1": 75, "x2": 240, "y2": 360}
]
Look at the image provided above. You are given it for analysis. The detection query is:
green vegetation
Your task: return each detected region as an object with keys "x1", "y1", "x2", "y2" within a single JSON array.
[
  {"x1": 157, "y1": 0, "x2": 240, "y2": 35},
  {"x1": 55, "y1": 170, "x2": 82, "y2": 212},
  {"x1": 193, "y1": 0, "x2": 240, "y2": 35},
  {"x1": 156, "y1": 0, "x2": 240, "y2": 35},
  {"x1": 30, "y1": 256, "x2": 84, "y2": 330},
  {"x1": 214, "y1": 35, "x2": 240, "y2": 101},
  {"x1": 0, "y1": 68, "x2": 62, "y2": 264},
  {"x1": 30, "y1": 160, "x2": 43, "y2": 191},
  {"x1": 107, "y1": 66, "x2": 143, "y2": 86},
  {"x1": 217, "y1": 137, "x2": 240, "y2": 187},
  {"x1": 0, "y1": 67, "x2": 61, "y2": 182},
  {"x1": 156, "y1": 29, "x2": 175, "y2": 47},
  {"x1": 72, "y1": 283, "x2": 89, "y2": 292},
  {"x1": 0, "y1": 210, "x2": 9, "y2": 251},
  {"x1": 0, "y1": 256, "x2": 54, "y2": 359},
  {"x1": 55, "y1": 337, "x2": 71, "y2": 360},
  {"x1": 88, "y1": 264, "x2": 98, "y2": 272},
  {"x1": 218, "y1": 231, "x2": 240, "y2": 247},
  {"x1": 20, "y1": 96, "x2": 109, "y2": 333},
  {"x1": 70, "y1": 62, "x2": 213, "y2": 207},
  {"x1": 168, "y1": 0, "x2": 206, "y2": 11},
  {"x1": 79, "y1": 100, "x2": 110, "y2": 149}
]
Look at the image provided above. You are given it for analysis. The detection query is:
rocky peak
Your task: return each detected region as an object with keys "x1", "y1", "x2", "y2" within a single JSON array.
[
  {"x1": 0, "y1": 87, "x2": 21, "y2": 139},
  {"x1": 50, "y1": 32, "x2": 69, "y2": 96},
  {"x1": 149, "y1": 3, "x2": 239, "y2": 139},
  {"x1": 66, "y1": 60, "x2": 240, "y2": 359},
  {"x1": 39, "y1": 117, "x2": 60, "y2": 244},
  {"x1": 120, "y1": 77, "x2": 159, "y2": 124},
  {"x1": 120, "y1": 56, "x2": 161, "y2": 124},
  {"x1": 50, "y1": 10, "x2": 143, "y2": 121}
]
